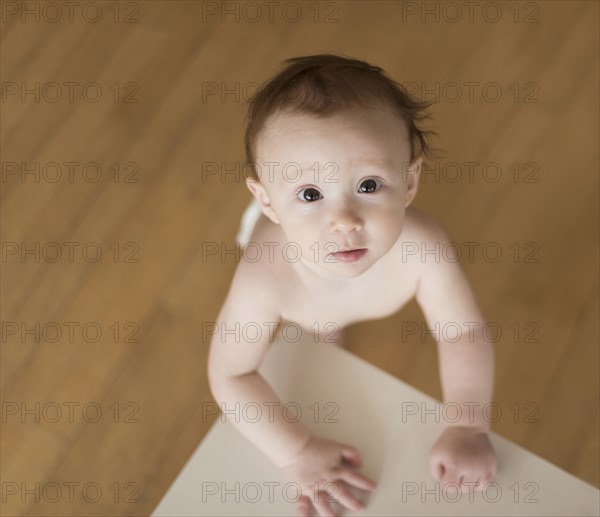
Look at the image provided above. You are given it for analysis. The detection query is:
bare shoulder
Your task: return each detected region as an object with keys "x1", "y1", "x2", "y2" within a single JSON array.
[
  {"x1": 229, "y1": 213, "x2": 290, "y2": 321},
  {"x1": 243, "y1": 211, "x2": 296, "y2": 287},
  {"x1": 398, "y1": 206, "x2": 458, "y2": 296},
  {"x1": 404, "y1": 207, "x2": 484, "y2": 326},
  {"x1": 403, "y1": 205, "x2": 451, "y2": 244},
  {"x1": 394, "y1": 205, "x2": 453, "y2": 273},
  {"x1": 208, "y1": 234, "x2": 284, "y2": 381},
  {"x1": 233, "y1": 244, "x2": 283, "y2": 305}
]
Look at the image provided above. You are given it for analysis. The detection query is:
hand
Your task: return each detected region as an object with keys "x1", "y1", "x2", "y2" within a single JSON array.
[
  {"x1": 429, "y1": 425, "x2": 497, "y2": 494},
  {"x1": 281, "y1": 434, "x2": 376, "y2": 517}
]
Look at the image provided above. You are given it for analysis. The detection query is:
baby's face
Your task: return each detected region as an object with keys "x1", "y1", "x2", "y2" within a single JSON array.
[{"x1": 249, "y1": 107, "x2": 421, "y2": 278}]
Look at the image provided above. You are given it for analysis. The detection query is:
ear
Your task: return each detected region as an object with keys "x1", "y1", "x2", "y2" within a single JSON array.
[
  {"x1": 246, "y1": 178, "x2": 280, "y2": 224},
  {"x1": 405, "y1": 155, "x2": 423, "y2": 207}
]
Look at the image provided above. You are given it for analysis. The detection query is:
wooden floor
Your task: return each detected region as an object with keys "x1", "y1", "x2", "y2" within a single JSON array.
[{"x1": 1, "y1": 1, "x2": 598, "y2": 515}]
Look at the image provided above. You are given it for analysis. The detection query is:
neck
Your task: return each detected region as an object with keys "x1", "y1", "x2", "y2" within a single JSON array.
[{"x1": 291, "y1": 253, "x2": 382, "y2": 292}]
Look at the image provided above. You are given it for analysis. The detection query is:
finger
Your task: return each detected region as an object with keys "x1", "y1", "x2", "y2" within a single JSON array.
[
  {"x1": 430, "y1": 460, "x2": 445, "y2": 481},
  {"x1": 479, "y1": 472, "x2": 494, "y2": 488},
  {"x1": 336, "y1": 468, "x2": 377, "y2": 491},
  {"x1": 340, "y1": 444, "x2": 362, "y2": 467},
  {"x1": 296, "y1": 495, "x2": 312, "y2": 517},
  {"x1": 457, "y1": 469, "x2": 481, "y2": 493},
  {"x1": 445, "y1": 478, "x2": 463, "y2": 497},
  {"x1": 312, "y1": 491, "x2": 336, "y2": 517},
  {"x1": 326, "y1": 482, "x2": 366, "y2": 512},
  {"x1": 440, "y1": 468, "x2": 462, "y2": 495},
  {"x1": 462, "y1": 475, "x2": 479, "y2": 494}
]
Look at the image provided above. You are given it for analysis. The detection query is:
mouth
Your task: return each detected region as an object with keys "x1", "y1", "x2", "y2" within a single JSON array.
[{"x1": 329, "y1": 248, "x2": 368, "y2": 263}]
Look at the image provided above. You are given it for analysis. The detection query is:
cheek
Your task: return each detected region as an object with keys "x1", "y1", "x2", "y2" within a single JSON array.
[
  {"x1": 283, "y1": 210, "x2": 320, "y2": 230},
  {"x1": 371, "y1": 206, "x2": 406, "y2": 228},
  {"x1": 279, "y1": 218, "x2": 315, "y2": 244},
  {"x1": 369, "y1": 211, "x2": 406, "y2": 244}
]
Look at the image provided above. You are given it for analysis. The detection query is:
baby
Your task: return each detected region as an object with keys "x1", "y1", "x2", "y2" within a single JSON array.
[{"x1": 208, "y1": 54, "x2": 497, "y2": 516}]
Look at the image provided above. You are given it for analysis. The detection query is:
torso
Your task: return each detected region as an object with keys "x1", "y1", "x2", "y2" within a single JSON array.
[{"x1": 246, "y1": 207, "x2": 426, "y2": 337}]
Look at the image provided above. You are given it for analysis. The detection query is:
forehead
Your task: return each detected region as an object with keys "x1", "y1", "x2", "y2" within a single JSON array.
[{"x1": 256, "y1": 107, "x2": 410, "y2": 165}]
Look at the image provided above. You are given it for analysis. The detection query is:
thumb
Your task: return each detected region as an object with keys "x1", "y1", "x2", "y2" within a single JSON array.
[
  {"x1": 340, "y1": 444, "x2": 362, "y2": 467},
  {"x1": 430, "y1": 458, "x2": 445, "y2": 481}
]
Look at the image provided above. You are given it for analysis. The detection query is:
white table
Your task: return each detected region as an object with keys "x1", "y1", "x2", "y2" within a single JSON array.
[{"x1": 152, "y1": 333, "x2": 600, "y2": 516}]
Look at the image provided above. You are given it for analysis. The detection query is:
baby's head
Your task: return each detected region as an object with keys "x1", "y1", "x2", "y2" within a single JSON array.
[{"x1": 243, "y1": 54, "x2": 438, "y2": 278}]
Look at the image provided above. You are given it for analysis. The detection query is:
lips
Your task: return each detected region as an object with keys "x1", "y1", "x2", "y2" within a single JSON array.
[{"x1": 329, "y1": 248, "x2": 368, "y2": 263}]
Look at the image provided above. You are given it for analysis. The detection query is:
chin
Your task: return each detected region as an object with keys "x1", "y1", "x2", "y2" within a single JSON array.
[
  {"x1": 325, "y1": 262, "x2": 374, "y2": 278},
  {"x1": 338, "y1": 269, "x2": 370, "y2": 278}
]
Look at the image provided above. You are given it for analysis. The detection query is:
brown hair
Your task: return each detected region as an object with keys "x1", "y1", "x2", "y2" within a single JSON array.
[{"x1": 243, "y1": 53, "x2": 442, "y2": 181}]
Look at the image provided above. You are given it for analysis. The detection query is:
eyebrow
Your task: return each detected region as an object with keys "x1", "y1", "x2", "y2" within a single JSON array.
[{"x1": 297, "y1": 159, "x2": 392, "y2": 174}]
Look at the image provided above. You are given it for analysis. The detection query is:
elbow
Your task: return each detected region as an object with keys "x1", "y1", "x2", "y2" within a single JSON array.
[
  {"x1": 207, "y1": 367, "x2": 225, "y2": 401},
  {"x1": 207, "y1": 359, "x2": 224, "y2": 400},
  {"x1": 207, "y1": 366, "x2": 248, "y2": 398},
  {"x1": 207, "y1": 366, "x2": 259, "y2": 401}
]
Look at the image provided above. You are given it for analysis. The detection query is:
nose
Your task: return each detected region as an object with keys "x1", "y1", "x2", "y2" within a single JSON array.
[{"x1": 328, "y1": 204, "x2": 363, "y2": 234}]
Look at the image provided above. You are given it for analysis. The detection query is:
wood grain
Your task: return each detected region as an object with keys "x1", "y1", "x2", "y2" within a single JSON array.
[{"x1": 1, "y1": 1, "x2": 598, "y2": 516}]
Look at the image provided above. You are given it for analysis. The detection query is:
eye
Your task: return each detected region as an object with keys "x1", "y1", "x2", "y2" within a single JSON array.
[
  {"x1": 358, "y1": 178, "x2": 380, "y2": 193},
  {"x1": 297, "y1": 187, "x2": 322, "y2": 202}
]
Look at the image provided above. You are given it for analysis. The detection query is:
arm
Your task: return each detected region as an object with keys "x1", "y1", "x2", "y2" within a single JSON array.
[
  {"x1": 207, "y1": 260, "x2": 311, "y2": 468},
  {"x1": 415, "y1": 220, "x2": 494, "y2": 430},
  {"x1": 208, "y1": 259, "x2": 377, "y2": 515},
  {"x1": 413, "y1": 214, "x2": 497, "y2": 488}
]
